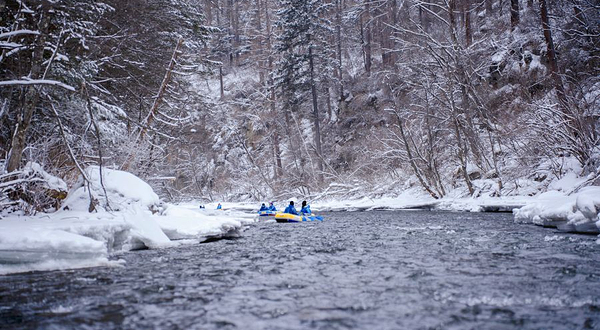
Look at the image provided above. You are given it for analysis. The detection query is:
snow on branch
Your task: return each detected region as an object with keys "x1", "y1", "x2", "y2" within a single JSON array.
[
  {"x1": 0, "y1": 42, "x2": 22, "y2": 49},
  {"x1": 0, "y1": 177, "x2": 44, "y2": 189},
  {"x1": 205, "y1": 59, "x2": 223, "y2": 66},
  {"x1": 15, "y1": 0, "x2": 34, "y2": 14},
  {"x1": 0, "y1": 79, "x2": 76, "y2": 91},
  {"x1": 0, "y1": 30, "x2": 40, "y2": 39}
]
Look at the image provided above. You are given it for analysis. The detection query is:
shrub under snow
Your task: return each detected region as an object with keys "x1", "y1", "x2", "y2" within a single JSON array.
[{"x1": 62, "y1": 166, "x2": 161, "y2": 213}]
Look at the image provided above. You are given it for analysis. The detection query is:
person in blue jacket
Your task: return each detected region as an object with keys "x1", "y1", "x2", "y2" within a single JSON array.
[
  {"x1": 216, "y1": 203, "x2": 222, "y2": 210},
  {"x1": 268, "y1": 201, "x2": 277, "y2": 211},
  {"x1": 259, "y1": 203, "x2": 268, "y2": 211},
  {"x1": 284, "y1": 201, "x2": 299, "y2": 215},
  {"x1": 300, "y1": 200, "x2": 312, "y2": 215}
]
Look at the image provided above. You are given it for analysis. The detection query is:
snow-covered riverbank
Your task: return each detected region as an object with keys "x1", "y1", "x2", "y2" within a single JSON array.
[{"x1": 1, "y1": 165, "x2": 598, "y2": 275}]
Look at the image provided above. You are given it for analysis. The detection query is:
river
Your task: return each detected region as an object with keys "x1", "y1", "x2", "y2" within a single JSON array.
[{"x1": 1, "y1": 210, "x2": 599, "y2": 329}]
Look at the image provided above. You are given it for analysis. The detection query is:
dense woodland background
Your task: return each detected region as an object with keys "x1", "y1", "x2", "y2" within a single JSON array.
[{"x1": 0, "y1": 0, "x2": 598, "y2": 211}]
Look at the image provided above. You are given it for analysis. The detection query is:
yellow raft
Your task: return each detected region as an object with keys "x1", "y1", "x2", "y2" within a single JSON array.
[{"x1": 274, "y1": 212, "x2": 323, "y2": 223}]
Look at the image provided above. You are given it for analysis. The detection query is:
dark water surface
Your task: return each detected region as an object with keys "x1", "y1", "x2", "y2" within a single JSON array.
[{"x1": 1, "y1": 211, "x2": 600, "y2": 330}]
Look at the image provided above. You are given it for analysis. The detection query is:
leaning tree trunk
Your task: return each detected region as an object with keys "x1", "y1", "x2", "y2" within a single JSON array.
[
  {"x1": 453, "y1": 118, "x2": 475, "y2": 196},
  {"x1": 393, "y1": 110, "x2": 440, "y2": 199},
  {"x1": 137, "y1": 37, "x2": 183, "y2": 144},
  {"x1": 122, "y1": 38, "x2": 183, "y2": 171}
]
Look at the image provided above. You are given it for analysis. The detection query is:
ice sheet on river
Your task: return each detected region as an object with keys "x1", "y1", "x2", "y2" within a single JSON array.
[
  {"x1": 0, "y1": 207, "x2": 254, "y2": 275},
  {"x1": 0, "y1": 167, "x2": 253, "y2": 275}
]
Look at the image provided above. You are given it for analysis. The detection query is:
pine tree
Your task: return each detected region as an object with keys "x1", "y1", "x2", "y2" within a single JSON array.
[{"x1": 275, "y1": 0, "x2": 334, "y2": 183}]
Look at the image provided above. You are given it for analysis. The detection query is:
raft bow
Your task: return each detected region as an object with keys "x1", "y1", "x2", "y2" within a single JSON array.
[{"x1": 274, "y1": 212, "x2": 324, "y2": 223}]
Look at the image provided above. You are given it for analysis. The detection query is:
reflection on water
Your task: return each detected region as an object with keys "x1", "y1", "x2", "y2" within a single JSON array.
[{"x1": 1, "y1": 211, "x2": 600, "y2": 329}]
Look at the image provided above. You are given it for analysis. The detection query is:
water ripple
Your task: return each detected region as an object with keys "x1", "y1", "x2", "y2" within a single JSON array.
[{"x1": 1, "y1": 211, "x2": 600, "y2": 329}]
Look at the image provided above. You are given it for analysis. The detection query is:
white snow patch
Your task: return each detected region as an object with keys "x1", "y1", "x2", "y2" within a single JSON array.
[{"x1": 548, "y1": 172, "x2": 587, "y2": 192}]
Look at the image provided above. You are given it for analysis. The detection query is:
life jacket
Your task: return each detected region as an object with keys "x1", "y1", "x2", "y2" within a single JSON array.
[
  {"x1": 284, "y1": 204, "x2": 298, "y2": 215},
  {"x1": 301, "y1": 205, "x2": 311, "y2": 214}
]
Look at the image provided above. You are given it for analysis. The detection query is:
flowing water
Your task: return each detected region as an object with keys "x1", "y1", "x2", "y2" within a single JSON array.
[{"x1": 1, "y1": 211, "x2": 600, "y2": 330}]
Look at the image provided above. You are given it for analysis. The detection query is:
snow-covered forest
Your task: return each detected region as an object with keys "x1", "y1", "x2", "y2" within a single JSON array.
[{"x1": 1, "y1": 0, "x2": 598, "y2": 211}]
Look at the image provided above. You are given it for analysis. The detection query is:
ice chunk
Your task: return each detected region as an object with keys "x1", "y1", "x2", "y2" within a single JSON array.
[{"x1": 155, "y1": 204, "x2": 243, "y2": 240}]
